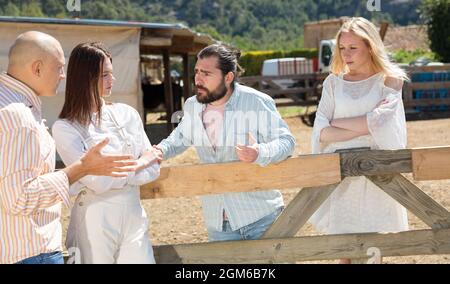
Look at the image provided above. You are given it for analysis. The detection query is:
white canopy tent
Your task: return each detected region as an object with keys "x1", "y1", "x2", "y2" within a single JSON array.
[
  {"x1": 0, "y1": 16, "x2": 213, "y2": 131},
  {"x1": 0, "y1": 20, "x2": 141, "y2": 129}
]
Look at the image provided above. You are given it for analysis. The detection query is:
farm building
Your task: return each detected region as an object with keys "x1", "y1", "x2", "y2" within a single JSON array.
[{"x1": 0, "y1": 16, "x2": 214, "y2": 130}]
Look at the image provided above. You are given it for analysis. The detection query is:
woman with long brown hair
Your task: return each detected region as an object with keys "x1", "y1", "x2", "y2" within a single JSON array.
[{"x1": 52, "y1": 42, "x2": 159, "y2": 264}]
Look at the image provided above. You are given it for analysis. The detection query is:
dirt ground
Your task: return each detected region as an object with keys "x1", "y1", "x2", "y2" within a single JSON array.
[{"x1": 61, "y1": 116, "x2": 450, "y2": 264}]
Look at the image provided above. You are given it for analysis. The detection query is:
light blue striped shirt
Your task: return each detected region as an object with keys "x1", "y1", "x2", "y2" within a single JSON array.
[{"x1": 158, "y1": 83, "x2": 295, "y2": 231}]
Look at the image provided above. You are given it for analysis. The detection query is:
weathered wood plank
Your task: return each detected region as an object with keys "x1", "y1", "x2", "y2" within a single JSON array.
[
  {"x1": 264, "y1": 80, "x2": 283, "y2": 90},
  {"x1": 153, "y1": 228, "x2": 450, "y2": 264},
  {"x1": 340, "y1": 149, "x2": 412, "y2": 177},
  {"x1": 140, "y1": 36, "x2": 172, "y2": 47},
  {"x1": 404, "y1": 64, "x2": 450, "y2": 73},
  {"x1": 262, "y1": 183, "x2": 339, "y2": 239},
  {"x1": 274, "y1": 99, "x2": 319, "y2": 107},
  {"x1": 409, "y1": 81, "x2": 450, "y2": 90},
  {"x1": 140, "y1": 147, "x2": 449, "y2": 200},
  {"x1": 265, "y1": 87, "x2": 314, "y2": 97},
  {"x1": 404, "y1": 98, "x2": 450, "y2": 107},
  {"x1": 412, "y1": 146, "x2": 450, "y2": 181},
  {"x1": 162, "y1": 49, "x2": 174, "y2": 130},
  {"x1": 368, "y1": 174, "x2": 450, "y2": 229},
  {"x1": 402, "y1": 82, "x2": 413, "y2": 103},
  {"x1": 140, "y1": 154, "x2": 341, "y2": 199},
  {"x1": 239, "y1": 74, "x2": 322, "y2": 83},
  {"x1": 182, "y1": 53, "x2": 192, "y2": 103}
]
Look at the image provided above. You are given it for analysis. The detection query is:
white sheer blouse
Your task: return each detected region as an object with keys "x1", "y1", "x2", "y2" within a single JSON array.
[
  {"x1": 309, "y1": 73, "x2": 409, "y2": 234},
  {"x1": 312, "y1": 72, "x2": 407, "y2": 154}
]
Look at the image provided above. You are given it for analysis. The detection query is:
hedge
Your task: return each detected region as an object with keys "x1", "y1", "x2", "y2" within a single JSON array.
[{"x1": 239, "y1": 48, "x2": 318, "y2": 76}]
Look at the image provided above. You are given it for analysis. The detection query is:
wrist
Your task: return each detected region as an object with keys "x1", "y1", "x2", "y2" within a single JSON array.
[
  {"x1": 330, "y1": 118, "x2": 342, "y2": 128},
  {"x1": 254, "y1": 143, "x2": 268, "y2": 166},
  {"x1": 330, "y1": 119, "x2": 335, "y2": 127},
  {"x1": 155, "y1": 144, "x2": 165, "y2": 155},
  {"x1": 137, "y1": 156, "x2": 151, "y2": 171},
  {"x1": 63, "y1": 160, "x2": 86, "y2": 185}
]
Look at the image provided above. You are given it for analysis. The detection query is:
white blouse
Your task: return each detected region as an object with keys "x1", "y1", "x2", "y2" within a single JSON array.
[
  {"x1": 309, "y1": 73, "x2": 409, "y2": 234},
  {"x1": 52, "y1": 103, "x2": 159, "y2": 196},
  {"x1": 312, "y1": 72, "x2": 407, "y2": 154}
]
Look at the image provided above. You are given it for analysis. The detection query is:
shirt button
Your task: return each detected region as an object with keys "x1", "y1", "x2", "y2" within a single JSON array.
[{"x1": 78, "y1": 202, "x2": 84, "y2": 206}]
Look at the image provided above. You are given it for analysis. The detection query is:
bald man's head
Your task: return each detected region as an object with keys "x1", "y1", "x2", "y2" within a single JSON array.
[
  {"x1": 8, "y1": 31, "x2": 62, "y2": 68},
  {"x1": 7, "y1": 31, "x2": 66, "y2": 97}
]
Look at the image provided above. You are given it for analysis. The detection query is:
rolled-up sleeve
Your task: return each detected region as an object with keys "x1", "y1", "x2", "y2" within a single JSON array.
[
  {"x1": 128, "y1": 110, "x2": 160, "y2": 186},
  {"x1": 254, "y1": 97, "x2": 296, "y2": 167},
  {"x1": 0, "y1": 123, "x2": 70, "y2": 215},
  {"x1": 158, "y1": 99, "x2": 194, "y2": 159}
]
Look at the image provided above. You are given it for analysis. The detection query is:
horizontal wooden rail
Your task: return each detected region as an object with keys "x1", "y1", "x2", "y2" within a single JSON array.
[
  {"x1": 339, "y1": 148, "x2": 412, "y2": 176},
  {"x1": 141, "y1": 153, "x2": 341, "y2": 199},
  {"x1": 412, "y1": 146, "x2": 450, "y2": 181},
  {"x1": 239, "y1": 73, "x2": 328, "y2": 84},
  {"x1": 153, "y1": 228, "x2": 450, "y2": 264},
  {"x1": 264, "y1": 87, "x2": 315, "y2": 97},
  {"x1": 140, "y1": 147, "x2": 450, "y2": 199},
  {"x1": 274, "y1": 100, "x2": 319, "y2": 107},
  {"x1": 404, "y1": 99, "x2": 450, "y2": 107},
  {"x1": 408, "y1": 81, "x2": 450, "y2": 90},
  {"x1": 403, "y1": 64, "x2": 450, "y2": 73}
]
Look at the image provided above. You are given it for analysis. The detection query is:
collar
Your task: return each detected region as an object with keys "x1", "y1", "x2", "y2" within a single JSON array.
[
  {"x1": 0, "y1": 72, "x2": 42, "y2": 112},
  {"x1": 223, "y1": 83, "x2": 241, "y2": 109}
]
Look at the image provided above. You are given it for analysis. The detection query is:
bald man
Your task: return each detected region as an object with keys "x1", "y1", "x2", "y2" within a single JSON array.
[{"x1": 0, "y1": 31, "x2": 138, "y2": 264}]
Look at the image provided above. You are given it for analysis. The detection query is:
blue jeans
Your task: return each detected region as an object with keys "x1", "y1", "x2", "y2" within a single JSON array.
[
  {"x1": 15, "y1": 251, "x2": 64, "y2": 264},
  {"x1": 208, "y1": 207, "x2": 283, "y2": 241}
]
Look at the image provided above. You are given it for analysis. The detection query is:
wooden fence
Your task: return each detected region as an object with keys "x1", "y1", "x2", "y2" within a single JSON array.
[
  {"x1": 402, "y1": 65, "x2": 450, "y2": 109},
  {"x1": 239, "y1": 65, "x2": 450, "y2": 110},
  {"x1": 140, "y1": 146, "x2": 450, "y2": 264},
  {"x1": 238, "y1": 73, "x2": 328, "y2": 107}
]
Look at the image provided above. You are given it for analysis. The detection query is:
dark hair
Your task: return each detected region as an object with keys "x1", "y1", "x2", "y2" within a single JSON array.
[
  {"x1": 197, "y1": 43, "x2": 244, "y2": 88},
  {"x1": 59, "y1": 42, "x2": 112, "y2": 126}
]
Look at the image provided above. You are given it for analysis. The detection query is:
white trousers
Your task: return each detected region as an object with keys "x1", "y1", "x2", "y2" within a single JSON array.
[{"x1": 66, "y1": 186, "x2": 155, "y2": 264}]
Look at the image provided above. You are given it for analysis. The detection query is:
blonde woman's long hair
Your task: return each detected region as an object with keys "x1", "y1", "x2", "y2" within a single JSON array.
[{"x1": 331, "y1": 17, "x2": 408, "y2": 81}]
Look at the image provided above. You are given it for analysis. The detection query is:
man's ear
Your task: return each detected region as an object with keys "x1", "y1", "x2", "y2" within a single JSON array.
[
  {"x1": 31, "y1": 60, "x2": 43, "y2": 77},
  {"x1": 225, "y1": 71, "x2": 234, "y2": 85}
]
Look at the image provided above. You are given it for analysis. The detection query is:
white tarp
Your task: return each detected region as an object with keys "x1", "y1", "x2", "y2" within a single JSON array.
[{"x1": 0, "y1": 22, "x2": 142, "y2": 129}]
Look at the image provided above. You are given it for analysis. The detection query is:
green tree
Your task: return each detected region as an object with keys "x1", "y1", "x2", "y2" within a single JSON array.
[
  {"x1": 0, "y1": 0, "x2": 427, "y2": 52},
  {"x1": 42, "y1": 0, "x2": 67, "y2": 18},
  {"x1": 3, "y1": 2, "x2": 21, "y2": 16},
  {"x1": 193, "y1": 24, "x2": 231, "y2": 42},
  {"x1": 419, "y1": 0, "x2": 450, "y2": 62},
  {"x1": 21, "y1": 1, "x2": 45, "y2": 17}
]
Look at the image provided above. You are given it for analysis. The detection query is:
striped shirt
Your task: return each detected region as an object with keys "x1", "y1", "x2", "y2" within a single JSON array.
[
  {"x1": 0, "y1": 73, "x2": 69, "y2": 264},
  {"x1": 158, "y1": 83, "x2": 295, "y2": 231}
]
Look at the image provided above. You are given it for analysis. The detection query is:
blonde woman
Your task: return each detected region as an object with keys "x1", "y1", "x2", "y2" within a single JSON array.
[{"x1": 310, "y1": 17, "x2": 409, "y2": 264}]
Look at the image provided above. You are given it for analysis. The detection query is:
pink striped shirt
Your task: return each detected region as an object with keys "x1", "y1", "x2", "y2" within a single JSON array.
[{"x1": 0, "y1": 73, "x2": 69, "y2": 264}]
